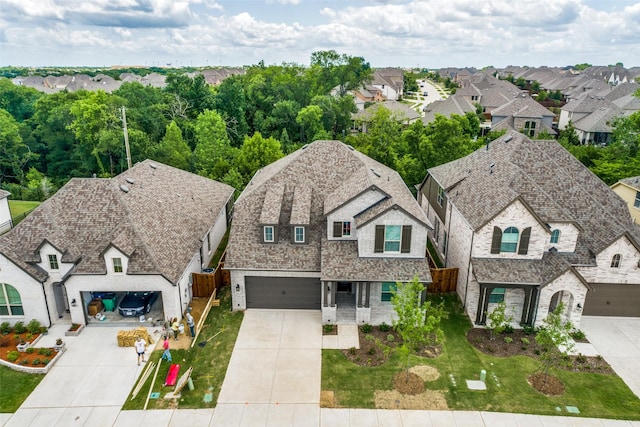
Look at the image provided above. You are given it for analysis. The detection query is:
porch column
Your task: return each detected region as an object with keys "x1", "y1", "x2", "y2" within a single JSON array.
[
  {"x1": 330, "y1": 281, "x2": 336, "y2": 307},
  {"x1": 323, "y1": 281, "x2": 329, "y2": 307},
  {"x1": 521, "y1": 288, "x2": 532, "y2": 325},
  {"x1": 476, "y1": 285, "x2": 495, "y2": 325},
  {"x1": 357, "y1": 283, "x2": 364, "y2": 307},
  {"x1": 526, "y1": 288, "x2": 540, "y2": 325}
]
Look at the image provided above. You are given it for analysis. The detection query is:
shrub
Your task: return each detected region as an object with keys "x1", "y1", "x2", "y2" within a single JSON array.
[
  {"x1": 0, "y1": 322, "x2": 10, "y2": 334},
  {"x1": 367, "y1": 347, "x2": 376, "y2": 355},
  {"x1": 503, "y1": 324, "x2": 514, "y2": 334},
  {"x1": 523, "y1": 325, "x2": 537, "y2": 335},
  {"x1": 378, "y1": 322, "x2": 391, "y2": 332},
  {"x1": 25, "y1": 333, "x2": 33, "y2": 341},
  {"x1": 26, "y1": 319, "x2": 42, "y2": 335},
  {"x1": 21, "y1": 359, "x2": 29, "y2": 365},
  {"x1": 576, "y1": 353, "x2": 587, "y2": 364},
  {"x1": 38, "y1": 348, "x2": 53, "y2": 357},
  {"x1": 32, "y1": 358, "x2": 41, "y2": 365},
  {"x1": 13, "y1": 321, "x2": 26, "y2": 334},
  {"x1": 534, "y1": 349, "x2": 541, "y2": 355},
  {"x1": 504, "y1": 337, "x2": 513, "y2": 343},
  {"x1": 520, "y1": 337, "x2": 530, "y2": 345},
  {"x1": 25, "y1": 347, "x2": 35, "y2": 354},
  {"x1": 570, "y1": 329, "x2": 586, "y2": 341},
  {"x1": 348, "y1": 347, "x2": 357, "y2": 355},
  {"x1": 43, "y1": 359, "x2": 50, "y2": 365},
  {"x1": 323, "y1": 324, "x2": 334, "y2": 333},
  {"x1": 387, "y1": 334, "x2": 395, "y2": 342},
  {"x1": 7, "y1": 351, "x2": 19, "y2": 362},
  {"x1": 361, "y1": 323, "x2": 373, "y2": 333}
]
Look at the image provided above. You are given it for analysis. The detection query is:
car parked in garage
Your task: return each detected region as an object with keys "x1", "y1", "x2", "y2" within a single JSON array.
[{"x1": 117, "y1": 291, "x2": 158, "y2": 317}]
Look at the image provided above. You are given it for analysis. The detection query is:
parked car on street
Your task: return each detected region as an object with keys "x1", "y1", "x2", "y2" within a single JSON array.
[{"x1": 118, "y1": 291, "x2": 158, "y2": 317}]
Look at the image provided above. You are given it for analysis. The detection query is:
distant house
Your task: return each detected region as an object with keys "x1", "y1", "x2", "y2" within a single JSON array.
[
  {"x1": 490, "y1": 94, "x2": 556, "y2": 138},
  {"x1": 0, "y1": 190, "x2": 11, "y2": 234},
  {"x1": 0, "y1": 160, "x2": 234, "y2": 327},
  {"x1": 371, "y1": 68, "x2": 404, "y2": 101},
  {"x1": 611, "y1": 176, "x2": 640, "y2": 224},
  {"x1": 418, "y1": 133, "x2": 640, "y2": 327},
  {"x1": 352, "y1": 101, "x2": 421, "y2": 133},
  {"x1": 225, "y1": 140, "x2": 433, "y2": 325}
]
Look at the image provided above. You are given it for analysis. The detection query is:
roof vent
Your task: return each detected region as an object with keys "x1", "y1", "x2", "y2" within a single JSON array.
[
  {"x1": 489, "y1": 163, "x2": 495, "y2": 174},
  {"x1": 504, "y1": 135, "x2": 513, "y2": 143},
  {"x1": 549, "y1": 247, "x2": 558, "y2": 253},
  {"x1": 347, "y1": 145, "x2": 355, "y2": 151},
  {"x1": 119, "y1": 185, "x2": 129, "y2": 193},
  {"x1": 125, "y1": 178, "x2": 135, "y2": 184},
  {"x1": 149, "y1": 163, "x2": 157, "y2": 169},
  {"x1": 301, "y1": 144, "x2": 309, "y2": 149},
  {"x1": 371, "y1": 168, "x2": 381, "y2": 177}
]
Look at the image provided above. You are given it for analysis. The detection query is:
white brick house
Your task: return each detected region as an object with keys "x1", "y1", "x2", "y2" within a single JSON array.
[
  {"x1": 418, "y1": 133, "x2": 640, "y2": 328},
  {"x1": 0, "y1": 160, "x2": 234, "y2": 327},
  {"x1": 0, "y1": 190, "x2": 12, "y2": 234},
  {"x1": 225, "y1": 140, "x2": 433, "y2": 325}
]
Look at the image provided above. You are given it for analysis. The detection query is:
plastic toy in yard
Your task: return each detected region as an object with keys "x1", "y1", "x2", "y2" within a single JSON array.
[{"x1": 164, "y1": 364, "x2": 180, "y2": 386}]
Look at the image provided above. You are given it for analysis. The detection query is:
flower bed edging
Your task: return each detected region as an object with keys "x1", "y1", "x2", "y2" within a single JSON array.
[
  {"x1": 65, "y1": 323, "x2": 85, "y2": 337},
  {"x1": 0, "y1": 348, "x2": 64, "y2": 374}
]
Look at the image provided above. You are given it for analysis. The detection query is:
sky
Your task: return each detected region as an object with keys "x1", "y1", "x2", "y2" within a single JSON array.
[{"x1": 1, "y1": 0, "x2": 639, "y2": 69}]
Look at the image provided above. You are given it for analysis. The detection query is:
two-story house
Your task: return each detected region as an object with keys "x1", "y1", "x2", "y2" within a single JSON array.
[
  {"x1": 225, "y1": 140, "x2": 433, "y2": 325},
  {"x1": 0, "y1": 160, "x2": 234, "y2": 327},
  {"x1": 611, "y1": 176, "x2": 640, "y2": 224},
  {"x1": 418, "y1": 133, "x2": 640, "y2": 328}
]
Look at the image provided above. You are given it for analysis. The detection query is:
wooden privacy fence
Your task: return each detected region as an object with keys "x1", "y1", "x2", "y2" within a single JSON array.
[
  {"x1": 191, "y1": 261, "x2": 231, "y2": 297},
  {"x1": 429, "y1": 267, "x2": 458, "y2": 293}
]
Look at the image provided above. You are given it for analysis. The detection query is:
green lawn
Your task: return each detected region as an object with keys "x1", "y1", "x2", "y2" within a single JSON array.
[
  {"x1": 322, "y1": 294, "x2": 640, "y2": 419},
  {"x1": 0, "y1": 365, "x2": 44, "y2": 412},
  {"x1": 122, "y1": 286, "x2": 243, "y2": 410},
  {"x1": 8, "y1": 200, "x2": 40, "y2": 225}
]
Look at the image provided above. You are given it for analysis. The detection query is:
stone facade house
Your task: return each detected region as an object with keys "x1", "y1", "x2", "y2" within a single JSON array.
[
  {"x1": 225, "y1": 140, "x2": 433, "y2": 325},
  {"x1": 0, "y1": 160, "x2": 234, "y2": 327},
  {"x1": 418, "y1": 134, "x2": 640, "y2": 328},
  {"x1": 490, "y1": 94, "x2": 556, "y2": 138}
]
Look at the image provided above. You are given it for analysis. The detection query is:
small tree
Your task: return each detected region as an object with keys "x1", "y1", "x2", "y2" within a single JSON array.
[
  {"x1": 535, "y1": 302, "x2": 575, "y2": 387},
  {"x1": 486, "y1": 301, "x2": 512, "y2": 340},
  {"x1": 391, "y1": 275, "x2": 447, "y2": 379}
]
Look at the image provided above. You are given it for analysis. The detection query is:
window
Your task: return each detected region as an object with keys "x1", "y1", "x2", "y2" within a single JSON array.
[
  {"x1": 112, "y1": 257, "x2": 123, "y2": 273},
  {"x1": 524, "y1": 121, "x2": 536, "y2": 137},
  {"x1": 635, "y1": 191, "x2": 640, "y2": 209},
  {"x1": 48, "y1": 254, "x2": 59, "y2": 270},
  {"x1": 611, "y1": 254, "x2": 621, "y2": 268},
  {"x1": 500, "y1": 227, "x2": 519, "y2": 253},
  {"x1": 263, "y1": 226, "x2": 274, "y2": 243},
  {"x1": 294, "y1": 226, "x2": 305, "y2": 243},
  {"x1": 342, "y1": 222, "x2": 351, "y2": 237},
  {"x1": 471, "y1": 95, "x2": 479, "y2": 101},
  {"x1": 437, "y1": 186, "x2": 445, "y2": 207},
  {"x1": 0, "y1": 284, "x2": 23, "y2": 316},
  {"x1": 550, "y1": 229, "x2": 560, "y2": 244},
  {"x1": 488, "y1": 288, "x2": 505, "y2": 304},
  {"x1": 384, "y1": 225, "x2": 401, "y2": 252},
  {"x1": 332, "y1": 221, "x2": 351, "y2": 237},
  {"x1": 381, "y1": 282, "x2": 397, "y2": 302},
  {"x1": 443, "y1": 231, "x2": 448, "y2": 254}
]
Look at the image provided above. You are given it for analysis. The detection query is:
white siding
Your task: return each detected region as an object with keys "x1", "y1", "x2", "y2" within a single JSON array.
[
  {"x1": 0, "y1": 254, "x2": 50, "y2": 326},
  {"x1": 357, "y1": 209, "x2": 427, "y2": 258},
  {"x1": 0, "y1": 197, "x2": 11, "y2": 234},
  {"x1": 474, "y1": 200, "x2": 547, "y2": 260},
  {"x1": 103, "y1": 246, "x2": 128, "y2": 275},
  {"x1": 36, "y1": 242, "x2": 74, "y2": 281},
  {"x1": 576, "y1": 236, "x2": 640, "y2": 284},
  {"x1": 326, "y1": 189, "x2": 386, "y2": 241}
]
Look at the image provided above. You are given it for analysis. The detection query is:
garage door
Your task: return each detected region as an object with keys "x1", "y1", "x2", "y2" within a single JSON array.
[
  {"x1": 583, "y1": 284, "x2": 640, "y2": 317},
  {"x1": 245, "y1": 277, "x2": 321, "y2": 309}
]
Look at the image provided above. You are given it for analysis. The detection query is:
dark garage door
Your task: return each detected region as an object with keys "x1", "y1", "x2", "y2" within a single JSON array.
[
  {"x1": 245, "y1": 277, "x2": 321, "y2": 309},
  {"x1": 583, "y1": 284, "x2": 640, "y2": 317}
]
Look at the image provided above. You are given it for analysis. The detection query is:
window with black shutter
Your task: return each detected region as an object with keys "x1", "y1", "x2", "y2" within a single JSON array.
[
  {"x1": 374, "y1": 225, "x2": 384, "y2": 253},
  {"x1": 518, "y1": 227, "x2": 531, "y2": 255},
  {"x1": 491, "y1": 227, "x2": 502, "y2": 254},
  {"x1": 333, "y1": 222, "x2": 342, "y2": 238},
  {"x1": 401, "y1": 225, "x2": 412, "y2": 253}
]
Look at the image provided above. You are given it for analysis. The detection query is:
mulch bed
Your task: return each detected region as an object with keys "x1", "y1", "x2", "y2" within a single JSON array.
[
  {"x1": 341, "y1": 325, "x2": 441, "y2": 367},
  {"x1": 466, "y1": 328, "x2": 614, "y2": 374},
  {"x1": 393, "y1": 371, "x2": 424, "y2": 395},
  {"x1": 322, "y1": 325, "x2": 338, "y2": 336},
  {"x1": 528, "y1": 372, "x2": 565, "y2": 395},
  {"x1": 0, "y1": 332, "x2": 55, "y2": 367}
]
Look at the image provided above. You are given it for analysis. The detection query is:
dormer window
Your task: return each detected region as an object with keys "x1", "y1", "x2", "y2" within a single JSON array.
[
  {"x1": 48, "y1": 254, "x2": 59, "y2": 270},
  {"x1": 437, "y1": 187, "x2": 445, "y2": 207},
  {"x1": 611, "y1": 254, "x2": 621, "y2": 268},
  {"x1": 374, "y1": 225, "x2": 412, "y2": 254},
  {"x1": 294, "y1": 226, "x2": 305, "y2": 243},
  {"x1": 112, "y1": 257, "x2": 123, "y2": 273},
  {"x1": 263, "y1": 226, "x2": 275, "y2": 243}
]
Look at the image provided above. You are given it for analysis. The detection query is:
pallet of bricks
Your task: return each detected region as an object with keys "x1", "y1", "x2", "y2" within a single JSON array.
[{"x1": 117, "y1": 327, "x2": 153, "y2": 347}]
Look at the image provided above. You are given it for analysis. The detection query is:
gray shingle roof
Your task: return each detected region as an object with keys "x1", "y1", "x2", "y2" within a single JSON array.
[
  {"x1": 290, "y1": 186, "x2": 312, "y2": 225},
  {"x1": 226, "y1": 140, "x2": 431, "y2": 276},
  {"x1": 0, "y1": 160, "x2": 234, "y2": 283},
  {"x1": 428, "y1": 134, "x2": 637, "y2": 258},
  {"x1": 259, "y1": 184, "x2": 284, "y2": 224},
  {"x1": 619, "y1": 176, "x2": 640, "y2": 191},
  {"x1": 0, "y1": 190, "x2": 10, "y2": 199},
  {"x1": 491, "y1": 95, "x2": 555, "y2": 119}
]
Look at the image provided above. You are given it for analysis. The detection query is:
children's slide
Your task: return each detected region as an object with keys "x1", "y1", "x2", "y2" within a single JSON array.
[{"x1": 164, "y1": 364, "x2": 180, "y2": 386}]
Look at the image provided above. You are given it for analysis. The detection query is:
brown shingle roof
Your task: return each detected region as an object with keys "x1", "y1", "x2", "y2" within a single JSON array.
[{"x1": 0, "y1": 160, "x2": 234, "y2": 283}]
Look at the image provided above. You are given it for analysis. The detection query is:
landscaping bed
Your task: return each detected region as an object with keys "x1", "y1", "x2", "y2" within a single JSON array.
[{"x1": 0, "y1": 320, "x2": 55, "y2": 368}]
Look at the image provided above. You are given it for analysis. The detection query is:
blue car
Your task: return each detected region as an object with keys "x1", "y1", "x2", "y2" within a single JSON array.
[{"x1": 117, "y1": 292, "x2": 158, "y2": 317}]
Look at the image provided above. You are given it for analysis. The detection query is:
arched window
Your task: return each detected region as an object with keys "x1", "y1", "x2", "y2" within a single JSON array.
[
  {"x1": 611, "y1": 254, "x2": 621, "y2": 268},
  {"x1": 550, "y1": 229, "x2": 561, "y2": 244},
  {"x1": 0, "y1": 284, "x2": 23, "y2": 316},
  {"x1": 501, "y1": 227, "x2": 519, "y2": 253}
]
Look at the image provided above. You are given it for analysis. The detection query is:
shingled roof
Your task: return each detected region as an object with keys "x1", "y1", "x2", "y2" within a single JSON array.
[
  {"x1": 0, "y1": 160, "x2": 234, "y2": 284},
  {"x1": 225, "y1": 140, "x2": 430, "y2": 275},
  {"x1": 428, "y1": 133, "x2": 639, "y2": 259}
]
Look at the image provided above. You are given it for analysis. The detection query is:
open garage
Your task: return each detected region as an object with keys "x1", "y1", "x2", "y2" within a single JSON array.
[
  {"x1": 583, "y1": 284, "x2": 640, "y2": 317},
  {"x1": 80, "y1": 291, "x2": 164, "y2": 325},
  {"x1": 245, "y1": 277, "x2": 321, "y2": 309}
]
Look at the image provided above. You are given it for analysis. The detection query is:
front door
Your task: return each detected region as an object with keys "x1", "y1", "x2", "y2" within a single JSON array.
[
  {"x1": 52, "y1": 282, "x2": 67, "y2": 318},
  {"x1": 337, "y1": 281, "x2": 352, "y2": 293}
]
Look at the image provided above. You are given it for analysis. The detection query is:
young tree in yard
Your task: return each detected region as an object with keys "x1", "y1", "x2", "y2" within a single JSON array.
[
  {"x1": 391, "y1": 276, "x2": 447, "y2": 379},
  {"x1": 486, "y1": 301, "x2": 512, "y2": 340},
  {"x1": 535, "y1": 303, "x2": 575, "y2": 388}
]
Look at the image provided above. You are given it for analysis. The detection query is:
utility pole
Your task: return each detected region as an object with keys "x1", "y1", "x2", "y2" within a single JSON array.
[{"x1": 120, "y1": 106, "x2": 132, "y2": 169}]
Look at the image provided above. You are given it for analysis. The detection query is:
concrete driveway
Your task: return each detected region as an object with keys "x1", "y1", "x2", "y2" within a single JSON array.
[{"x1": 580, "y1": 316, "x2": 640, "y2": 398}]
